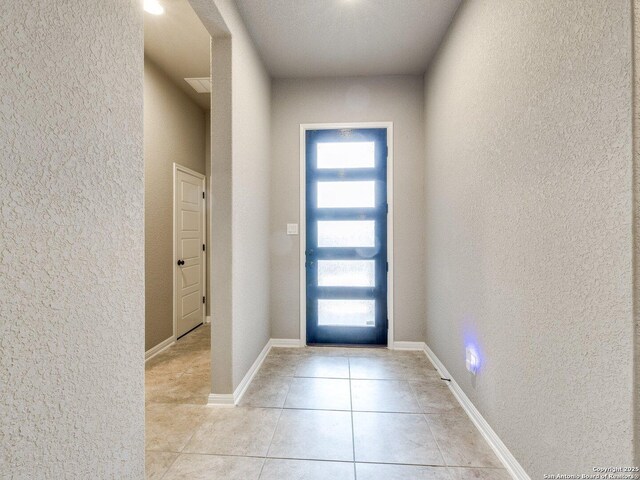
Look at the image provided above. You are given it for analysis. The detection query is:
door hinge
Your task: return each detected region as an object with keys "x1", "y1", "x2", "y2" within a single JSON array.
[
  {"x1": 202, "y1": 244, "x2": 206, "y2": 252},
  {"x1": 386, "y1": 261, "x2": 389, "y2": 272},
  {"x1": 202, "y1": 192, "x2": 205, "y2": 199},
  {"x1": 385, "y1": 144, "x2": 389, "y2": 159},
  {"x1": 385, "y1": 203, "x2": 389, "y2": 214},
  {"x1": 203, "y1": 296, "x2": 206, "y2": 304}
]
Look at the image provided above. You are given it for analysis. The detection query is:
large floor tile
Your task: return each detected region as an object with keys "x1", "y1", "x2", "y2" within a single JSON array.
[
  {"x1": 260, "y1": 459, "x2": 355, "y2": 480},
  {"x1": 410, "y1": 381, "x2": 462, "y2": 413},
  {"x1": 268, "y1": 409, "x2": 353, "y2": 461},
  {"x1": 349, "y1": 356, "x2": 405, "y2": 380},
  {"x1": 146, "y1": 347, "x2": 209, "y2": 377},
  {"x1": 162, "y1": 453, "x2": 264, "y2": 480},
  {"x1": 239, "y1": 374, "x2": 292, "y2": 408},
  {"x1": 145, "y1": 370, "x2": 184, "y2": 402},
  {"x1": 145, "y1": 451, "x2": 178, "y2": 480},
  {"x1": 351, "y1": 379, "x2": 421, "y2": 413},
  {"x1": 395, "y1": 356, "x2": 441, "y2": 382},
  {"x1": 403, "y1": 365, "x2": 442, "y2": 382},
  {"x1": 353, "y1": 412, "x2": 444, "y2": 465},
  {"x1": 356, "y1": 463, "x2": 452, "y2": 480},
  {"x1": 448, "y1": 467, "x2": 512, "y2": 479},
  {"x1": 390, "y1": 350, "x2": 428, "y2": 360},
  {"x1": 304, "y1": 346, "x2": 350, "y2": 356},
  {"x1": 259, "y1": 354, "x2": 301, "y2": 376},
  {"x1": 183, "y1": 407, "x2": 280, "y2": 456},
  {"x1": 145, "y1": 353, "x2": 193, "y2": 376},
  {"x1": 285, "y1": 377, "x2": 351, "y2": 410},
  {"x1": 426, "y1": 413, "x2": 502, "y2": 468},
  {"x1": 269, "y1": 347, "x2": 308, "y2": 357},
  {"x1": 146, "y1": 370, "x2": 210, "y2": 405},
  {"x1": 295, "y1": 356, "x2": 350, "y2": 378},
  {"x1": 145, "y1": 403, "x2": 208, "y2": 452},
  {"x1": 346, "y1": 347, "x2": 393, "y2": 357}
]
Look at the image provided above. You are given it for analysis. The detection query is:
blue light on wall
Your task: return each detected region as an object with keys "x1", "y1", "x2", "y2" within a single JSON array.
[
  {"x1": 465, "y1": 345, "x2": 480, "y2": 374},
  {"x1": 462, "y1": 322, "x2": 483, "y2": 375}
]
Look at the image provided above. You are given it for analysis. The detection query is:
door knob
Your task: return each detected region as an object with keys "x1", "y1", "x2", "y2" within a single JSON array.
[{"x1": 177, "y1": 260, "x2": 185, "y2": 266}]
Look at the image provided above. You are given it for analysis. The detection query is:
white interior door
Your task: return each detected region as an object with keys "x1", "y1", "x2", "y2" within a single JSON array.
[{"x1": 174, "y1": 164, "x2": 206, "y2": 338}]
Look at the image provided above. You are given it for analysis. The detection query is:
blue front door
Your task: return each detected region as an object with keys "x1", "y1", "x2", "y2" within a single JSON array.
[{"x1": 305, "y1": 127, "x2": 388, "y2": 345}]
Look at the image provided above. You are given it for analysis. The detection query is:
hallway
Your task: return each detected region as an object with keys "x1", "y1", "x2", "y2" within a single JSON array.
[{"x1": 145, "y1": 329, "x2": 510, "y2": 479}]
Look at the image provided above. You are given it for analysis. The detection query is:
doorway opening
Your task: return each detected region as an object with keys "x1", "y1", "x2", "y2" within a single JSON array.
[
  {"x1": 300, "y1": 123, "x2": 394, "y2": 346},
  {"x1": 143, "y1": 0, "x2": 212, "y2": 408}
]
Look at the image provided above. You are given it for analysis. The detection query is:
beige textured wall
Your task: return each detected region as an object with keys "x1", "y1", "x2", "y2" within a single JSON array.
[
  {"x1": 144, "y1": 58, "x2": 207, "y2": 351},
  {"x1": 190, "y1": 0, "x2": 272, "y2": 393},
  {"x1": 634, "y1": 0, "x2": 640, "y2": 466},
  {"x1": 223, "y1": 0, "x2": 272, "y2": 390},
  {"x1": 209, "y1": 34, "x2": 234, "y2": 393},
  {"x1": 270, "y1": 76, "x2": 425, "y2": 343},
  {"x1": 424, "y1": 0, "x2": 633, "y2": 476},
  {"x1": 0, "y1": 1, "x2": 144, "y2": 477}
]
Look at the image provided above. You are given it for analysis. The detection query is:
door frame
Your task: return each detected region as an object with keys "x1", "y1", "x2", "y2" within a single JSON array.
[
  {"x1": 173, "y1": 163, "x2": 207, "y2": 341},
  {"x1": 299, "y1": 122, "x2": 394, "y2": 348}
]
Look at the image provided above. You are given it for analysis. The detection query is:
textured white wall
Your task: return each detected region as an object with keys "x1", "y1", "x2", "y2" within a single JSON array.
[
  {"x1": 424, "y1": 0, "x2": 633, "y2": 476},
  {"x1": 270, "y1": 76, "x2": 425, "y2": 343},
  {"x1": 0, "y1": 1, "x2": 144, "y2": 478},
  {"x1": 222, "y1": 0, "x2": 272, "y2": 389},
  {"x1": 208, "y1": 35, "x2": 234, "y2": 393},
  {"x1": 191, "y1": 0, "x2": 272, "y2": 393},
  {"x1": 634, "y1": 0, "x2": 640, "y2": 466}
]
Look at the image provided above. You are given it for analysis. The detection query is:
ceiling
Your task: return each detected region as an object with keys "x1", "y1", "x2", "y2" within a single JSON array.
[
  {"x1": 234, "y1": 0, "x2": 462, "y2": 78},
  {"x1": 144, "y1": 0, "x2": 211, "y2": 109}
]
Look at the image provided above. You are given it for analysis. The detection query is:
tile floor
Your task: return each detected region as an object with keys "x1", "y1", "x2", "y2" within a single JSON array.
[{"x1": 145, "y1": 324, "x2": 511, "y2": 479}]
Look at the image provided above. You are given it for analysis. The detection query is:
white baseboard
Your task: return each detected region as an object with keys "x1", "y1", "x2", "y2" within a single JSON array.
[
  {"x1": 391, "y1": 341, "x2": 425, "y2": 350},
  {"x1": 207, "y1": 338, "x2": 273, "y2": 407},
  {"x1": 145, "y1": 336, "x2": 175, "y2": 362},
  {"x1": 207, "y1": 393, "x2": 235, "y2": 407},
  {"x1": 423, "y1": 344, "x2": 530, "y2": 480},
  {"x1": 270, "y1": 338, "x2": 304, "y2": 348},
  {"x1": 231, "y1": 340, "x2": 272, "y2": 405}
]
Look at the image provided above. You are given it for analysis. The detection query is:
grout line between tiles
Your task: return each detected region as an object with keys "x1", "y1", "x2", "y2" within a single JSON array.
[
  {"x1": 156, "y1": 450, "x2": 180, "y2": 480},
  {"x1": 407, "y1": 379, "x2": 427, "y2": 414},
  {"x1": 236, "y1": 404, "x2": 434, "y2": 415},
  {"x1": 166, "y1": 449, "x2": 509, "y2": 471},
  {"x1": 261, "y1": 402, "x2": 285, "y2": 475},
  {"x1": 156, "y1": 450, "x2": 488, "y2": 469},
  {"x1": 423, "y1": 412, "x2": 448, "y2": 468},
  {"x1": 348, "y1": 357, "x2": 357, "y2": 480},
  {"x1": 255, "y1": 443, "x2": 269, "y2": 479}
]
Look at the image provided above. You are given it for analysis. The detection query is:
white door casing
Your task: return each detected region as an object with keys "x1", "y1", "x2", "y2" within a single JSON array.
[
  {"x1": 174, "y1": 164, "x2": 206, "y2": 338},
  {"x1": 299, "y1": 122, "x2": 394, "y2": 347}
]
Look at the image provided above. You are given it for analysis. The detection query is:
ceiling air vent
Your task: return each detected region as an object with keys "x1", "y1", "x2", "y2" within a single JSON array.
[{"x1": 184, "y1": 77, "x2": 211, "y2": 93}]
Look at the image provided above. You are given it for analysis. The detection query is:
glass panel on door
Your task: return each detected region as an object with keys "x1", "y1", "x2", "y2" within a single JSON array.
[
  {"x1": 306, "y1": 127, "x2": 388, "y2": 345},
  {"x1": 317, "y1": 141, "x2": 375, "y2": 169},
  {"x1": 317, "y1": 181, "x2": 376, "y2": 208},
  {"x1": 317, "y1": 260, "x2": 375, "y2": 287},
  {"x1": 317, "y1": 220, "x2": 376, "y2": 248}
]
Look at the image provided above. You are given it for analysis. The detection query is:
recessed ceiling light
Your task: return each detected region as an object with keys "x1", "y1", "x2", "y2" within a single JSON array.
[{"x1": 144, "y1": 0, "x2": 164, "y2": 15}]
